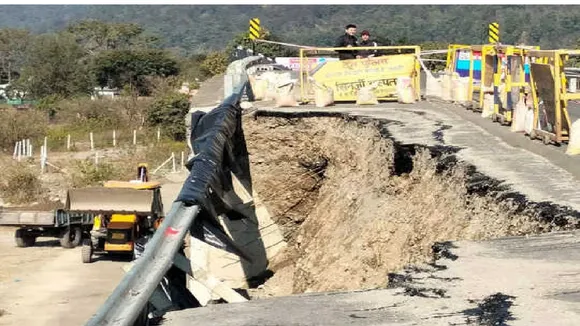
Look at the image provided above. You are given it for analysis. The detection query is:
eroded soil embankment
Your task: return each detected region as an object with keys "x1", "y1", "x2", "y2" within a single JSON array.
[{"x1": 243, "y1": 114, "x2": 579, "y2": 297}]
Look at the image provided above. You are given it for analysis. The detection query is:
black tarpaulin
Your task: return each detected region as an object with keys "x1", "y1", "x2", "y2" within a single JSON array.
[{"x1": 177, "y1": 94, "x2": 253, "y2": 262}]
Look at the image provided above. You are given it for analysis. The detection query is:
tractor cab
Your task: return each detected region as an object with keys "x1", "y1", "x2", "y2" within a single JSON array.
[{"x1": 64, "y1": 163, "x2": 165, "y2": 263}]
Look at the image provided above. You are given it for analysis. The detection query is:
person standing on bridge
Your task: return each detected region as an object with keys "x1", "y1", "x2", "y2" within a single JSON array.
[
  {"x1": 335, "y1": 24, "x2": 361, "y2": 60},
  {"x1": 358, "y1": 30, "x2": 380, "y2": 58}
]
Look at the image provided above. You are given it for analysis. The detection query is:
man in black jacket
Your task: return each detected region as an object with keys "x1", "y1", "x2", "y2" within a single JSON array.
[
  {"x1": 358, "y1": 30, "x2": 380, "y2": 58},
  {"x1": 335, "y1": 24, "x2": 360, "y2": 60}
]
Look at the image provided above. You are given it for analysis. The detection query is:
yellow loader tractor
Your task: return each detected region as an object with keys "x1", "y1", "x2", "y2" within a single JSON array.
[{"x1": 65, "y1": 164, "x2": 165, "y2": 263}]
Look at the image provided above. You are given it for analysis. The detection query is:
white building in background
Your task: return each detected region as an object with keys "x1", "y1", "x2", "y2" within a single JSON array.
[
  {"x1": 0, "y1": 84, "x2": 8, "y2": 98},
  {"x1": 91, "y1": 87, "x2": 120, "y2": 100}
]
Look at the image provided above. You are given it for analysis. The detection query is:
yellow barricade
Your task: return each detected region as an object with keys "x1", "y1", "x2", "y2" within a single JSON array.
[
  {"x1": 445, "y1": 44, "x2": 494, "y2": 107},
  {"x1": 527, "y1": 49, "x2": 580, "y2": 145},
  {"x1": 490, "y1": 45, "x2": 539, "y2": 125},
  {"x1": 298, "y1": 46, "x2": 421, "y2": 103},
  {"x1": 444, "y1": 44, "x2": 539, "y2": 121}
]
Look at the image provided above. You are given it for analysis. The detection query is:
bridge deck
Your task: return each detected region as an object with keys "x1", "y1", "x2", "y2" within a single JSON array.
[
  {"x1": 165, "y1": 230, "x2": 580, "y2": 325},
  {"x1": 163, "y1": 99, "x2": 580, "y2": 325}
]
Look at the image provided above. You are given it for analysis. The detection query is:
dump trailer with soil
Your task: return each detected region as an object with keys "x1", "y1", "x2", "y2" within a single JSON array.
[
  {"x1": 0, "y1": 208, "x2": 96, "y2": 248},
  {"x1": 66, "y1": 180, "x2": 165, "y2": 263}
]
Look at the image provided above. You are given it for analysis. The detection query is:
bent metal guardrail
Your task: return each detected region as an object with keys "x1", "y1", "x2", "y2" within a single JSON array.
[{"x1": 85, "y1": 55, "x2": 263, "y2": 326}]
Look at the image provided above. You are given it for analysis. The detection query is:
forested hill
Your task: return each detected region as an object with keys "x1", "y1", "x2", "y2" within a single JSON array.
[{"x1": 0, "y1": 5, "x2": 579, "y2": 52}]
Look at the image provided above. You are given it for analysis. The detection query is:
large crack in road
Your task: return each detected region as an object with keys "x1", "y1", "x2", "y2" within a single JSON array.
[{"x1": 162, "y1": 113, "x2": 580, "y2": 325}]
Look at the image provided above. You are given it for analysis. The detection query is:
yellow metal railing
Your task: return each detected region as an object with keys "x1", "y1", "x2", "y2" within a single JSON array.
[{"x1": 527, "y1": 49, "x2": 580, "y2": 144}]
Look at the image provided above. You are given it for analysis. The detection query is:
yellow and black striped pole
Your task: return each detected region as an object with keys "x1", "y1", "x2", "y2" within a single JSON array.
[
  {"x1": 249, "y1": 18, "x2": 261, "y2": 54},
  {"x1": 249, "y1": 18, "x2": 260, "y2": 40},
  {"x1": 488, "y1": 22, "x2": 500, "y2": 44}
]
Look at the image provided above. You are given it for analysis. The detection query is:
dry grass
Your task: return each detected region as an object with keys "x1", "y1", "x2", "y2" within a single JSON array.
[
  {"x1": 0, "y1": 160, "x2": 44, "y2": 205},
  {"x1": 0, "y1": 109, "x2": 48, "y2": 150},
  {"x1": 0, "y1": 94, "x2": 188, "y2": 206},
  {"x1": 243, "y1": 116, "x2": 546, "y2": 296},
  {"x1": 68, "y1": 141, "x2": 188, "y2": 188}
]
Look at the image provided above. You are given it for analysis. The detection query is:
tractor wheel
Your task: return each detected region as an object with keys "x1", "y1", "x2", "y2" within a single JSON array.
[
  {"x1": 15, "y1": 229, "x2": 36, "y2": 248},
  {"x1": 60, "y1": 226, "x2": 82, "y2": 248},
  {"x1": 82, "y1": 239, "x2": 93, "y2": 263}
]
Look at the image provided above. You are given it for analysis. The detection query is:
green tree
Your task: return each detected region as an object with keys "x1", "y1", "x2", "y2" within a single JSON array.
[
  {"x1": 179, "y1": 53, "x2": 209, "y2": 82},
  {"x1": 92, "y1": 49, "x2": 179, "y2": 95},
  {"x1": 17, "y1": 33, "x2": 94, "y2": 99},
  {"x1": 146, "y1": 92, "x2": 190, "y2": 141},
  {"x1": 67, "y1": 20, "x2": 157, "y2": 54},
  {"x1": 200, "y1": 51, "x2": 228, "y2": 76},
  {"x1": 0, "y1": 28, "x2": 30, "y2": 84}
]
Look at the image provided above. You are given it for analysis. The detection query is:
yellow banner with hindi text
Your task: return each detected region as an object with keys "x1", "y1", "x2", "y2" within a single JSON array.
[{"x1": 311, "y1": 55, "x2": 417, "y2": 101}]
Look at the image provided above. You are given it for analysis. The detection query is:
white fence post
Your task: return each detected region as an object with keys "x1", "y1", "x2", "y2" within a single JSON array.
[
  {"x1": 172, "y1": 152, "x2": 176, "y2": 173},
  {"x1": 157, "y1": 127, "x2": 161, "y2": 143},
  {"x1": 90, "y1": 132, "x2": 94, "y2": 150},
  {"x1": 181, "y1": 151, "x2": 185, "y2": 170},
  {"x1": 16, "y1": 141, "x2": 21, "y2": 161},
  {"x1": 40, "y1": 145, "x2": 47, "y2": 173},
  {"x1": 13, "y1": 141, "x2": 18, "y2": 159},
  {"x1": 113, "y1": 130, "x2": 117, "y2": 147},
  {"x1": 67, "y1": 134, "x2": 71, "y2": 150},
  {"x1": 133, "y1": 130, "x2": 137, "y2": 146}
]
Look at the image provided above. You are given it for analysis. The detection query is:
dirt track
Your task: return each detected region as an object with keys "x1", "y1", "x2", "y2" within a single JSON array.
[
  {"x1": 0, "y1": 172, "x2": 187, "y2": 326},
  {"x1": 0, "y1": 229, "x2": 125, "y2": 326}
]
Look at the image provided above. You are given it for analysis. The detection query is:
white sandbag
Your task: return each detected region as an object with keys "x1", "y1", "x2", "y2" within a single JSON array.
[
  {"x1": 314, "y1": 86, "x2": 334, "y2": 107},
  {"x1": 275, "y1": 81, "x2": 299, "y2": 107},
  {"x1": 396, "y1": 76, "x2": 416, "y2": 104},
  {"x1": 259, "y1": 71, "x2": 293, "y2": 100},
  {"x1": 356, "y1": 82, "x2": 379, "y2": 105},
  {"x1": 441, "y1": 73, "x2": 452, "y2": 101},
  {"x1": 425, "y1": 73, "x2": 442, "y2": 98},
  {"x1": 510, "y1": 100, "x2": 528, "y2": 132},
  {"x1": 524, "y1": 106, "x2": 534, "y2": 135},
  {"x1": 249, "y1": 76, "x2": 268, "y2": 101},
  {"x1": 275, "y1": 94, "x2": 299, "y2": 107},
  {"x1": 452, "y1": 77, "x2": 470, "y2": 103},
  {"x1": 481, "y1": 93, "x2": 494, "y2": 118},
  {"x1": 566, "y1": 119, "x2": 580, "y2": 155},
  {"x1": 442, "y1": 72, "x2": 457, "y2": 102}
]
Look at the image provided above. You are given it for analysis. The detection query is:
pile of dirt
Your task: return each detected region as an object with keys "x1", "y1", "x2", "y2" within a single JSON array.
[{"x1": 242, "y1": 114, "x2": 572, "y2": 298}]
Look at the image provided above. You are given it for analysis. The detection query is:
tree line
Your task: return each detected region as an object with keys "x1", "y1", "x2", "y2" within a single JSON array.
[
  {"x1": 0, "y1": 5, "x2": 579, "y2": 54},
  {"x1": 0, "y1": 20, "x2": 230, "y2": 101}
]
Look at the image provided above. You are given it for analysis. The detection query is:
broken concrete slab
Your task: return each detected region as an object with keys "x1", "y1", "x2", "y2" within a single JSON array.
[{"x1": 164, "y1": 230, "x2": 580, "y2": 325}]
